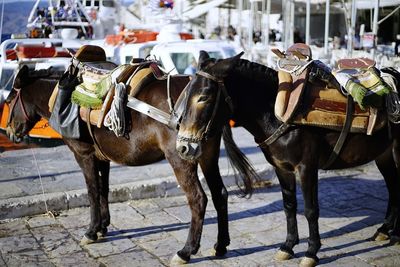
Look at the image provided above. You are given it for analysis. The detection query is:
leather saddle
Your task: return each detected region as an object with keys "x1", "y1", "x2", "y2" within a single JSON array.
[
  {"x1": 71, "y1": 46, "x2": 166, "y2": 128},
  {"x1": 49, "y1": 45, "x2": 166, "y2": 128},
  {"x1": 273, "y1": 43, "x2": 312, "y2": 123},
  {"x1": 273, "y1": 44, "x2": 387, "y2": 135}
]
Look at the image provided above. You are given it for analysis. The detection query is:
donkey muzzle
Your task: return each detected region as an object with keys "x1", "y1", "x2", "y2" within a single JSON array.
[
  {"x1": 176, "y1": 138, "x2": 201, "y2": 161},
  {"x1": 6, "y1": 126, "x2": 22, "y2": 143}
]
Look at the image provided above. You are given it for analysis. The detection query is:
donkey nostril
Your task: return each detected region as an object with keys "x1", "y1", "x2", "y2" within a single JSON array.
[{"x1": 177, "y1": 144, "x2": 189, "y2": 155}]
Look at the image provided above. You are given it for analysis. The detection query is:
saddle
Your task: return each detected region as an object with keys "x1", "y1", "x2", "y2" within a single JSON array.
[
  {"x1": 273, "y1": 43, "x2": 313, "y2": 123},
  {"x1": 75, "y1": 51, "x2": 166, "y2": 128},
  {"x1": 333, "y1": 58, "x2": 391, "y2": 110},
  {"x1": 273, "y1": 44, "x2": 389, "y2": 135}
]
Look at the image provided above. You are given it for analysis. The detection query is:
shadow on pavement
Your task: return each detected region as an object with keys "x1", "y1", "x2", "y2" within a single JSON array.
[{"x1": 96, "y1": 174, "x2": 390, "y2": 263}]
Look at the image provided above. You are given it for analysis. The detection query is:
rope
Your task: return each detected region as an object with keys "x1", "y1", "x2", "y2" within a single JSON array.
[
  {"x1": 104, "y1": 82, "x2": 126, "y2": 136},
  {"x1": 30, "y1": 148, "x2": 55, "y2": 219},
  {"x1": 166, "y1": 73, "x2": 174, "y2": 113}
]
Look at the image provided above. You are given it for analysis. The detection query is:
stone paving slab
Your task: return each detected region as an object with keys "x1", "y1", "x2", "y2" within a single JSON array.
[
  {"x1": 0, "y1": 128, "x2": 275, "y2": 219},
  {"x1": 1, "y1": 168, "x2": 399, "y2": 267}
]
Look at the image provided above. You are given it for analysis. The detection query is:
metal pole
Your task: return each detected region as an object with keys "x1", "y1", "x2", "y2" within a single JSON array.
[
  {"x1": 0, "y1": 0, "x2": 4, "y2": 41},
  {"x1": 290, "y1": 0, "x2": 295, "y2": 45},
  {"x1": 28, "y1": 0, "x2": 41, "y2": 24},
  {"x1": 347, "y1": 0, "x2": 357, "y2": 57},
  {"x1": 371, "y1": 0, "x2": 380, "y2": 58},
  {"x1": 324, "y1": 0, "x2": 330, "y2": 55},
  {"x1": 305, "y1": 0, "x2": 311, "y2": 44},
  {"x1": 237, "y1": 0, "x2": 242, "y2": 39},
  {"x1": 264, "y1": 0, "x2": 271, "y2": 47},
  {"x1": 248, "y1": 0, "x2": 255, "y2": 53}
]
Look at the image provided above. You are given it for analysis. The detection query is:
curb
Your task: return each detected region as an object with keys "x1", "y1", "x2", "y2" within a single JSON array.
[{"x1": 0, "y1": 164, "x2": 276, "y2": 220}]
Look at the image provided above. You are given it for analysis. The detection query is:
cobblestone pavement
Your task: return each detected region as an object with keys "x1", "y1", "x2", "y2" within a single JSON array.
[{"x1": 1, "y1": 165, "x2": 400, "y2": 267}]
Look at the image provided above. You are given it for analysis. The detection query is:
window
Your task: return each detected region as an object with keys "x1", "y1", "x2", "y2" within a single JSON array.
[
  {"x1": 222, "y1": 47, "x2": 236, "y2": 58},
  {"x1": 139, "y1": 46, "x2": 155, "y2": 59},
  {"x1": 102, "y1": 0, "x2": 114, "y2": 7},
  {"x1": 170, "y1": 53, "x2": 196, "y2": 74},
  {"x1": 0, "y1": 69, "x2": 16, "y2": 92},
  {"x1": 207, "y1": 51, "x2": 223, "y2": 60}
]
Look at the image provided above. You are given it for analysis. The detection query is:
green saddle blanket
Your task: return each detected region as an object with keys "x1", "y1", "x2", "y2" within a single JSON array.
[
  {"x1": 71, "y1": 63, "x2": 127, "y2": 109},
  {"x1": 333, "y1": 67, "x2": 392, "y2": 110}
]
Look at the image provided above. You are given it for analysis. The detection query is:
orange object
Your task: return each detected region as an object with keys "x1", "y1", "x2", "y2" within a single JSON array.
[
  {"x1": 0, "y1": 103, "x2": 61, "y2": 139},
  {"x1": 6, "y1": 49, "x2": 17, "y2": 60},
  {"x1": 229, "y1": 120, "x2": 236, "y2": 127},
  {"x1": 105, "y1": 30, "x2": 159, "y2": 45},
  {"x1": 16, "y1": 45, "x2": 56, "y2": 58},
  {"x1": 54, "y1": 50, "x2": 71, "y2": 58},
  {"x1": 179, "y1": 33, "x2": 194, "y2": 40}
]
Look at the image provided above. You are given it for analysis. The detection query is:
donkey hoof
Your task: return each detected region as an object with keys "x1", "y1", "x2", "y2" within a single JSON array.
[
  {"x1": 389, "y1": 236, "x2": 400, "y2": 246},
  {"x1": 213, "y1": 244, "x2": 228, "y2": 257},
  {"x1": 274, "y1": 250, "x2": 293, "y2": 261},
  {"x1": 97, "y1": 228, "x2": 108, "y2": 239},
  {"x1": 211, "y1": 247, "x2": 227, "y2": 257},
  {"x1": 373, "y1": 232, "x2": 390, "y2": 241},
  {"x1": 170, "y1": 254, "x2": 188, "y2": 265},
  {"x1": 80, "y1": 235, "x2": 96, "y2": 245},
  {"x1": 299, "y1": 257, "x2": 317, "y2": 267}
]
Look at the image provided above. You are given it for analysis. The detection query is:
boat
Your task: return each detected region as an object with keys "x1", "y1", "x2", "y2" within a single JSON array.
[
  {"x1": 0, "y1": 38, "x2": 75, "y2": 140},
  {"x1": 0, "y1": 0, "x2": 120, "y2": 141}
]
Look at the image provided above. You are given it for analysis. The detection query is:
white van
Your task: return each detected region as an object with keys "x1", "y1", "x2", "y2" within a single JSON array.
[{"x1": 149, "y1": 39, "x2": 239, "y2": 75}]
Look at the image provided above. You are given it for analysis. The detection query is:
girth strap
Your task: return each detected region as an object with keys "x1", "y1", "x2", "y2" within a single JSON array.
[
  {"x1": 86, "y1": 108, "x2": 109, "y2": 161},
  {"x1": 322, "y1": 96, "x2": 354, "y2": 169},
  {"x1": 258, "y1": 122, "x2": 291, "y2": 148}
]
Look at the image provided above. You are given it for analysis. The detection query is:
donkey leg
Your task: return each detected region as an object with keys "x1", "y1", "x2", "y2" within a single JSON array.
[
  {"x1": 299, "y1": 166, "x2": 320, "y2": 267},
  {"x1": 373, "y1": 146, "x2": 399, "y2": 242},
  {"x1": 388, "y1": 139, "x2": 400, "y2": 245},
  {"x1": 168, "y1": 156, "x2": 207, "y2": 264},
  {"x1": 67, "y1": 142, "x2": 102, "y2": 244},
  {"x1": 199, "y1": 138, "x2": 230, "y2": 257},
  {"x1": 274, "y1": 168, "x2": 299, "y2": 261},
  {"x1": 97, "y1": 159, "x2": 110, "y2": 238}
]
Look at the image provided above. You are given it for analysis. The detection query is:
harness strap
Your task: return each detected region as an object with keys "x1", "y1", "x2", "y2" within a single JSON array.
[
  {"x1": 258, "y1": 122, "x2": 291, "y2": 148},
  {"x1": 85, "y1": 108, "x2": 109, "y2": 161},
  {"x1": 322, "y1": 96, "x2": 354, "y2": 169},
  {"x1": 7, "y1": 88, "x2": 31, "y2": 126}
]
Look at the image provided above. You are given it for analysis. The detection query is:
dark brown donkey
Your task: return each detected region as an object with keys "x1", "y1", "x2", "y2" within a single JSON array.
[
  {"x1": 176, "y1": 51, "x2": 400, "y2": 267},
  {"x1": 5, "y1": 64, "x2": 256, "y2": 264}
]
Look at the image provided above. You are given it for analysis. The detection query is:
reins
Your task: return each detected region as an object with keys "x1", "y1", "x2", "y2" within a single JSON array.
[
  {"x1": 180, "y1": 70, "x2": 233, "y2": 142},
  {"x1": 6, "y1": 87, "x2": 32, "y2": 127}
]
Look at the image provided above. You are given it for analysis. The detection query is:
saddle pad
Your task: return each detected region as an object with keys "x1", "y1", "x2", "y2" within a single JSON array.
[
  {"x1": 275, "y1": 69, "x2": 309, "y2": 122},
  {"x1": 128, "y1": 67, "x2": 154, "y2": 97},
  {"x1": 333, "y1": 67, "x2": 391, "y2": 109},
  {"x1": 291, "y1": 85, "x2": 386, "y2": 134},
  {"x1": 337, "y1": 58, "x2": 375, "y2": 70},
  {"x1": 71, "y1": 65, "x2": 128, "y2": 109},
  {"x1": 80, "y1": 107, "x2": 101, "y2": 126}
]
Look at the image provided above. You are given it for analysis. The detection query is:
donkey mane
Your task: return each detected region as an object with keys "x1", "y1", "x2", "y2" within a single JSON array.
[
  {"x1": 28, "y1": 68, "x2": 64, "y2": 80},
  {"x1": 233, "y1": 58, "x2": 278, "y2": 88}
]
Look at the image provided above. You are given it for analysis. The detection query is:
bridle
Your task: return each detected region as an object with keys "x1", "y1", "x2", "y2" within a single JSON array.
[
  {"x1": 6, "y1": 87, "x2": 32, "y2": 127},
  {"x1": 177, "y1": 70, "x2": 233, "y2": 143}
]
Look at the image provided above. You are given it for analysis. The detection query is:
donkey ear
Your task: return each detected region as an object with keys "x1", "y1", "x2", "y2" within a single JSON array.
[
  {"x1": 211, "y1": 52, "x2": 244, "y2": 77},
  {"x1": 17, "y1": 65, "x2": 30, "y2": 79},
  {"x1": 12, "y1": 65, "x2": 29, "y2": 91},
  {"x1": 198, "y1": 50, "x2": 210, "y2": 64}
]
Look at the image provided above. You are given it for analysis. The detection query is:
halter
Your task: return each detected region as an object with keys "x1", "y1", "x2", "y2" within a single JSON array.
[
  {"x1": 177, "y1": 70, "x2": 233, "y2": 143},
  {"x1": 6, "y1": 87, "x2": 32, "y2": 127}
]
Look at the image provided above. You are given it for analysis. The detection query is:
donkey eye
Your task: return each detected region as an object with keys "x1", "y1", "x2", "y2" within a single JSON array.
[{"x1": 197, "y1": 95, "x2": 209, "y2": 103}]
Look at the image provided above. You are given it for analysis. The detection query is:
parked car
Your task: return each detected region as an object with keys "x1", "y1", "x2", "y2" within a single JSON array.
[{"x1": 149, "y1": 39, "x2": 239, "y2": 74}]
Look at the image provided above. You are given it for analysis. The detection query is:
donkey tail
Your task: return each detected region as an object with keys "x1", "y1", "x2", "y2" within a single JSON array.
[{"x1": 222, "y1": 124, "x2": 260, "y2": 197}]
